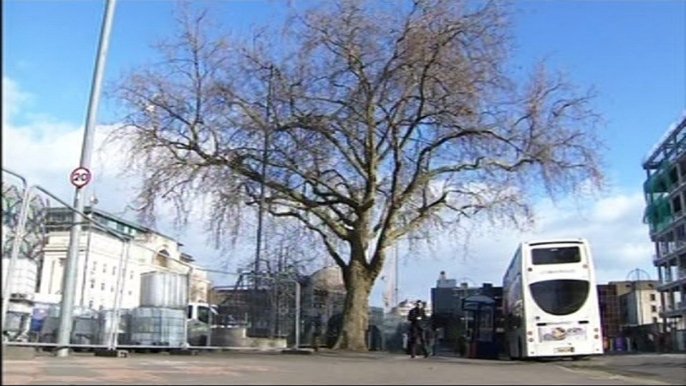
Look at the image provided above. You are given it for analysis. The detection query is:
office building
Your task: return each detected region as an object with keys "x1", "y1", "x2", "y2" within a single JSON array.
[{"x1": 643, "y1": 114, "x2": 686, "y2": 344}]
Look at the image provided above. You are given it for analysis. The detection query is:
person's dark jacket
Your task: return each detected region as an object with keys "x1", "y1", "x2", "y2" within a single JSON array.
[
  {"x1": 407, "y1": 306, "x2": 427, "y2": 325},
  {"x1": 407, "y1": 306, "x2": 427, "y2": 342}
]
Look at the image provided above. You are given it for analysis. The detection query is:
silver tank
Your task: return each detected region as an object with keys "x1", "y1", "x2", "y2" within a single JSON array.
[
  {"x1": 97, "y1": 309, "x2": 130, "y2": 346},
  {"x1": 139, "y1": 271, "x2": 188, "y2": 309},
  {"x1": 39, "y1": 313, "x2": 99, "y2": 344},
  {"x1": 1, "y1": 257, "x2": 38, "y2": 299},
  {"x1": 128, "y1": 307, "x2": 186, "y2": 347}
]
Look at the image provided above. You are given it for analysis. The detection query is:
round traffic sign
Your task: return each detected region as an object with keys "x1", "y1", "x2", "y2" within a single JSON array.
[{"x1": 70, "y1": 166, "x2": 92, "y2": 189}]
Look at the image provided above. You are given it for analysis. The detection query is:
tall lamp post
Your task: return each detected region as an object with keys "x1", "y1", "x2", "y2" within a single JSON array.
[
  {"x1": 55, "y1": 0, "x2": 117, "y2": 357},
  {"x1": 254, "y1": 64, "x2": 275, "y2": 287}
]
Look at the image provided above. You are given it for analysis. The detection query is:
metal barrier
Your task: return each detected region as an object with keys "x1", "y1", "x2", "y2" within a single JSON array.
[
  {"x1": 1, "y1": 168, "x2": 398, "y2": 352},
  {"x1": 1, "y1": 168, "x2": 307, "y2": 352},
  {"x1": 1, "y1": 168, "x2": 194, "y2": 351},
  {"x1": 210, "y1": 270, "x2": 301, "y2": 349}
]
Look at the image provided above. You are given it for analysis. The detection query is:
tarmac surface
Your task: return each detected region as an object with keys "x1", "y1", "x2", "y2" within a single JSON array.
[
  {"x1": 556, "y1": 353, "x2": 685, "y2": 385},
  {"x1": 2, "y1": 350, "x2": 684, "y2": 385}
]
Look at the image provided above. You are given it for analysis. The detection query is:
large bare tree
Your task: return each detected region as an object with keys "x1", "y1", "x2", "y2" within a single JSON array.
[{"x1": 111, "y1": 0, "x2": 604, "y2": 350}]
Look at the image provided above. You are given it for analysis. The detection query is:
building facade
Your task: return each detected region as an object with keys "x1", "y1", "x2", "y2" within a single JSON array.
[
  {"x1": 597, "y1": 284, "x2": 621, "y2": 340},
  {"x1": 36, "y1": 207, "x2": 210, "y2": 310},
  {"x1": 616, "y1": 280, "x2": 662, "y2": 327},
  {"x1": 643, "y1": 115, "x2": 686, "y2": 337}
]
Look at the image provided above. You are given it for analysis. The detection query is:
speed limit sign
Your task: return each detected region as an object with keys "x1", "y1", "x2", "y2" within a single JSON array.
[{"x1": 70, "y1": 166, "x2": 92, "y2": 189}]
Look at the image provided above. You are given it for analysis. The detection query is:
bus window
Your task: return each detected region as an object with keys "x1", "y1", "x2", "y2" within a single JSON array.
[
  {"x1": 531, "y1": 247, "x2": 580, "y2": 265},
  {"x1": 529, "y1": 279, "x2": 589, "y2": 316}
]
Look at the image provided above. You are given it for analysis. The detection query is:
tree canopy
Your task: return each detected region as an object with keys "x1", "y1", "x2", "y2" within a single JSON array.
[{"x1": 111, "y1": 0, "x2": 604, "y2": 350}]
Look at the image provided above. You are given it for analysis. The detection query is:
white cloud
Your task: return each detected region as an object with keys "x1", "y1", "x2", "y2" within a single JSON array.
[
  {"x1": 1, "y1": 77, "x2": 243, "y2": 277},
  {"x1": 2, "y1": 76, "x2": 31, "y2": 126}
]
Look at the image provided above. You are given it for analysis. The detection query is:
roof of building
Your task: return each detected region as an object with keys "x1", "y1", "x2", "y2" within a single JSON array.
[
  {"x1": 47, "y1": 206, "x2": 182, "y2": 246},
  {"x1": 643, "y1": 113, "x2": 686, "y2": 169}
]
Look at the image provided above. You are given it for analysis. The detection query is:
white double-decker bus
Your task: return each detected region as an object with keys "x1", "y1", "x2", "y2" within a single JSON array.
[{"x1": 502, "y1": 239, "x2": 604, "y2": 359}]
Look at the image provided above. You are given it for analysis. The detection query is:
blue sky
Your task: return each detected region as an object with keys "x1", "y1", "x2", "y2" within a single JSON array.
[{"x1": 3, "y1": 0, "x2": 685, "y2": 306}]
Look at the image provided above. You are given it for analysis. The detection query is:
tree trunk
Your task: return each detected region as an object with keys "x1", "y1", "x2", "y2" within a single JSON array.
[{"x1": 333, "y1": 260, "x2": 373, "y2": 351}]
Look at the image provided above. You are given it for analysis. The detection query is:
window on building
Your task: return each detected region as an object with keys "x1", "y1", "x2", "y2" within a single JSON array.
[
  {"x1": 672, "y1": 196, "x2": 683, "y2": 215},
  {"x1": 650, "y1": 294, "x2": 656, "y2": 301},
  {"x1": 100, "y1": 283, "x2": 105, "y2": 291},
  {"x1": 155, "y1": 250, "x2": 170, "y2": 268},
  {"x1": 111, "y1": 286, "x2": 115, "y2": 293},
  {"x1": 130, "y1": 271, "x2": 134, "y2": 279},
  {"x1": 677, "y1": 225, "x2": 686, "y2": 242},
  {"x1": 128, "y1": 291, "x2": 132, "y2": 296},
  {"x1": 103, "y1": 263, "x2": 107, "y2": 273},
  {"x1": 651, "y1": 305, "x2": 657, "y2": 313},
  {"x1": 90, "y1": 280, "x2": 95, "y2": 289},
  {"x1": 669, "y1": 167, "x2": 679, "y2": 187},
  {"x1": 88, "y1": 300, "x2": 94, "y2": 309},
  {"x1": 653, "y1": 317, "x2": 658, "y2": 324},
  {"x1": 112, "y1": 266, "x2": 117, "y2": 275}
]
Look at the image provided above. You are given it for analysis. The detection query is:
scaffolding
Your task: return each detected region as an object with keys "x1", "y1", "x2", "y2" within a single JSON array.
[{"x1": 643, "y1": 116, "x2": 686, "y2": 234}]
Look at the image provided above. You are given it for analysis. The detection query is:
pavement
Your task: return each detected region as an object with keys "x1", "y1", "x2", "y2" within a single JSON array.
[{"x1": 2, "y1": 350, "x2": 684, "y2": 385}]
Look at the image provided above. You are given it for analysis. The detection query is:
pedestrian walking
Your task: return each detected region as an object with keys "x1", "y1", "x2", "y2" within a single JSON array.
[{"x1": 407, "y1": 300, "x2": 429, "y2": 358}]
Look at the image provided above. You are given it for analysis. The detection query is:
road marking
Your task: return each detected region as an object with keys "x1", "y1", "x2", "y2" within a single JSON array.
[{"x1": 555, "y1": 365, "x2": 673, "y2": 385}]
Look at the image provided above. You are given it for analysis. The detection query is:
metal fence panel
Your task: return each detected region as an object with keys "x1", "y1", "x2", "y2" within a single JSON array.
[{"x1": 210, "y1": 271, "x2": 300, "y2": 349}]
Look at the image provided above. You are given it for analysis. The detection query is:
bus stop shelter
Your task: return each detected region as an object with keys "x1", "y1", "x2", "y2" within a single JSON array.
[{"x1": 462, "y1": 294, "x2": 498, "y2": 359}]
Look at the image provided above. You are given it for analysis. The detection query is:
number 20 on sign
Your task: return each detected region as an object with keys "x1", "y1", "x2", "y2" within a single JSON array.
[{"x1": 70, "y1": 167, "x2": 92, "y2": 189}]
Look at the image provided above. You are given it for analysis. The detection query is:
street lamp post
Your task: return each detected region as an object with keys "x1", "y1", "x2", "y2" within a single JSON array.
[
  {"x1": 55, "y1": 0, "x2": 117, "y2": 357},
  {"x1": 254, "y1": 64, "x2": 275, "y2": 288}
]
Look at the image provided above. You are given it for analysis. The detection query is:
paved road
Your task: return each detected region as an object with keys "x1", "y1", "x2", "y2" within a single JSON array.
[
  {"x1": 3, "y1": 350, "x2": 682, "y2": 385},
  {"x1": 556, "y1": 353, "x2": 685, "y2": 385}
]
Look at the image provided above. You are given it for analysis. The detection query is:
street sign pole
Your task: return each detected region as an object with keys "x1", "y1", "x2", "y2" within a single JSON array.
[{"x1": 56, "y1": 0, "x2": 117, "y2": 357}]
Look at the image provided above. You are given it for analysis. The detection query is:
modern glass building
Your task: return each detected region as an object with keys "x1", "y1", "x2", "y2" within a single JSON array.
[{"x1": 642, "y1": 115, "x2": 686, "y2": 350}]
